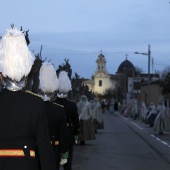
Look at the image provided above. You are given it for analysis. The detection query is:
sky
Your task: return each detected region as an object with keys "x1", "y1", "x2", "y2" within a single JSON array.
[{"x1": 0, "y1": 0, "x2": 170, "y2": 78}]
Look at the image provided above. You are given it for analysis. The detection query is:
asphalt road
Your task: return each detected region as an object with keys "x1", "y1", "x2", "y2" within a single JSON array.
[{"x1": 71, "y1": 111, "x2": 170, "y2": 170}]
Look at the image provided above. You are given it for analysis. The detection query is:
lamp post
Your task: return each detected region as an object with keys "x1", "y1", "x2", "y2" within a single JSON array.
[{"x1": 134, "y1": 44, "x2": 151, "y2": 106}]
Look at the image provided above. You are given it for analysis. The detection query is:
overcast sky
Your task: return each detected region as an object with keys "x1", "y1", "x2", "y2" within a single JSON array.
[{"x1": 1, "y1": 0, "x2": 170, "y2": 78}]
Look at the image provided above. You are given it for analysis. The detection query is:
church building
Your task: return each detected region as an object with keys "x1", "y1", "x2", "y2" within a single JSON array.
[
  {"x1": 82, "y1": 52, "x2": 160, "y2": 106},
  {"x1": 82, "y1": 53, "x2": 116, "y2": 95}
]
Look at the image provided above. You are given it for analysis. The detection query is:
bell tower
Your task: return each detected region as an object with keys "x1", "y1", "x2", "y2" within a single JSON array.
[
  {"x1": 94, "y1": 52, "x2": 108, "y2": 76},
  {"x1": 93, "y1": 52, "x2": 112, "y2": 94}
]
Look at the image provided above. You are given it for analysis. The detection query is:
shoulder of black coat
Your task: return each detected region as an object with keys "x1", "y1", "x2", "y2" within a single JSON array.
[
  {"x1": 52, "y1": 102, "x2": 64, "y2": 108},
  {"x1": 25, "y1": 90, "x2": 42, "y2": 98}
]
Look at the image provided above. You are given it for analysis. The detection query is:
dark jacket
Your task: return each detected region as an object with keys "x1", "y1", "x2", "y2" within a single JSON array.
[
  {"x1": 44, "y1": 101, "x2": 69, "y2": 154},
  {"x1": 55, "y1": 97, "x2": 80, "y2": 145},
  {"x1": 0, "y1": 88, "x2": 56, "y2": 170}
]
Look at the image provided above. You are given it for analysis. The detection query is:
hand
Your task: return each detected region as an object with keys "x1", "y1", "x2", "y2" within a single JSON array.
[
  {"x1": 74, "y1": 135, "x2": 78, "y2": 144},
  {"x1": 60, "y1": 159, "x2": 67, "y2": 165}
]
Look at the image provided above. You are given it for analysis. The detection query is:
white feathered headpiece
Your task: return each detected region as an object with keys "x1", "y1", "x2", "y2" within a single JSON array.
[
  {"x1": 0, "y1": 27, "x2": 35, "y2": 81},
  {"x1": 39, "y1": 62, "x2": 59, "y2": 93},
  {"x1": 58, "y1": 71, "x2": 71, "y2": 94}
]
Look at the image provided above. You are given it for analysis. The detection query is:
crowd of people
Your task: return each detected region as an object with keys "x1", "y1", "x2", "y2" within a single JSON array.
[
  {"x1": 1, "y1": 25, "x2": 170, "y2": 170},
  {"x1": 0, "y1": 26, "x2": 104, "y2": 170},
  {"x1": 121, "y1": 98, "x2": 170, "y2": 135}
]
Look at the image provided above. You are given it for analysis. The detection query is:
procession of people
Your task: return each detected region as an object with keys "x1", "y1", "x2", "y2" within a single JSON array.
[
  {"x1": 121, "y1": 98, "x2": 170, "y2": 135},
  {"x1": 0, "y1": 25, "x2": 170, "y2": 170},
  {"x1": 0, "y1": 26, "x2": 104, "y2": 170}
]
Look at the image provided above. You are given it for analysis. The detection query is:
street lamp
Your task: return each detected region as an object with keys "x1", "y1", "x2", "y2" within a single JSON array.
[{"x1": 134, "y1": 44, "x2": 151, "y2": 106}]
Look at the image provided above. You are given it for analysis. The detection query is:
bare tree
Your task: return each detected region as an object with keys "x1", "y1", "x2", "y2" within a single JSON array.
[
  {"x1": 56, "y1": 58, "x2": 72, "y2": 79},
  {"x1": 103, "y1": 87, "x2": 116, "y2": 100}
]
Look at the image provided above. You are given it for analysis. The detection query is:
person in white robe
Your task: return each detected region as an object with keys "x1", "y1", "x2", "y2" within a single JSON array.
[
  {"x1": 147, "y1": 102, "x2": 157, "y2": 126},
  {"x1": 140, "y1": 101, "x2": 148, "y2": 122},
  {"x1": 90, "y1": 99, "x2": 104, "y2": 133},
  {"x1": 154, "y1": 100, "x2": 170, "y2": 134},
  {"x1": 131, "y1": 99, "x2": 139, "y2": 120},
  {"x1": 77, "y1": 95, "x2": 96, "y2": 144}
]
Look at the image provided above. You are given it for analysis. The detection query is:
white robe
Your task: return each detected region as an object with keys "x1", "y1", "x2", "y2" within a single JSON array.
[
  {"x1": 154, "y1": 104, "x2": 170, "y2": 133},
  {"x1": 77, "y1": 95, "x2": 96, "y2": 141}
]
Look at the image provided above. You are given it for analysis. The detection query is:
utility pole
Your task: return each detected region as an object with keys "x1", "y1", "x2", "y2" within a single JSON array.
[
  {"x1": 134, "y1": 44, "x2": 151, "y2": 106},
  {"x1": 148, "y1": 44, "x2": 151, "y2": 105}
]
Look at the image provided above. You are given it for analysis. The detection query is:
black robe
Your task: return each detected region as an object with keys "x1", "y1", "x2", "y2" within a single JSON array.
[
  {"x1": 0, "y1": 88, "x2": 56, "y2": 170},
  {"x1": 44, "y1": 101, "x2": 69, "y2": 169}
]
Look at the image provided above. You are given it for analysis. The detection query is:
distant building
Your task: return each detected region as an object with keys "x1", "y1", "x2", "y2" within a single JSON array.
[
  {"x1": 82, "y1": 52, "x2": 160, "y2": 106},
  {"x1": 82, "y1": 53, "x2": 116, "y2": 96},
  {"x1": 140, "y1": 80, "x2": 162, "y2": 107}
]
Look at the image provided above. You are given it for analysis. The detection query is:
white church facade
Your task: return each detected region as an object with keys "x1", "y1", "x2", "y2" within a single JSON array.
[{"x1": 82, "y1": 53, "x2": 116, "y2": 95}]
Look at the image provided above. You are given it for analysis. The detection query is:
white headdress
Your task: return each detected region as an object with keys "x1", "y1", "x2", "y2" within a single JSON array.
[
  {"x1": 39, "y1": 62, "x2": 59, "y2": 93},
  {"x1": 57, "y1": 71, "x2": 71, "y2": 98},
  {"x1": 0, "y1": 27, "x2": 35, "y2": 82}
]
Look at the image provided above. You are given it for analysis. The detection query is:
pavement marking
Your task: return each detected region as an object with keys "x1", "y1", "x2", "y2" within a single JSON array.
[
  {"x1": 151, "y1": 134, "x2": 170, "y2": 148},
  {"x1": 121, "y1": 116, "x2": 170, "y2": 148},
  {"x1": 155, "y1": 137, "x2": 161, "y2": 141},
  {"x1": 131, "y1": 122, "x2": 143, "y2": 130},
  {"x1": 161, "y1": 141, "x2": 168, "y2": 145}
]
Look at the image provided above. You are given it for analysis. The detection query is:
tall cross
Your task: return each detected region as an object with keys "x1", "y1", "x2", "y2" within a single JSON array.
[{"x1": 125, "y1": 53, "x2": 128, "y2": 60}]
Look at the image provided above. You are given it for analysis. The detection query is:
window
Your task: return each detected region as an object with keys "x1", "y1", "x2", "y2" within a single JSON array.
[{"x1": 99, "y1": 80, "x2": 102, "y2": 86}]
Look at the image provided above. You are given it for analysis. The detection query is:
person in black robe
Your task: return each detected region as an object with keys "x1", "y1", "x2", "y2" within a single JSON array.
[
  {"x1": 38, "y1": 63, "x2": 69, "y2": 169},
  {"x1": 55, "y1": 71, "x2": 80, "y2": 170},
  {"x1": 0, "y1": 26, "x2": 56, "y2": 170}
]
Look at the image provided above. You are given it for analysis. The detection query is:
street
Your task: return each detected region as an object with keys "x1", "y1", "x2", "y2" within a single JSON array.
[{"x1": 72, "y1": 111, "x2": 170, "y2": 170}]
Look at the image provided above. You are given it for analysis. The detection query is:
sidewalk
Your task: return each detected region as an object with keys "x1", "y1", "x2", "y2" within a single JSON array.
[{"x1": 117, "y1": 111, "x2": 170, "y2": 144}]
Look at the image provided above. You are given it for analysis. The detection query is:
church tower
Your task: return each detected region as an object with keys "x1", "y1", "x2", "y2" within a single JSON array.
[
  {"x1": 93, "y1": 52, "x2": 114, "y2": 95},
  {"x1": 94, "y1": 52, "x2": 108, "y2": 76}
]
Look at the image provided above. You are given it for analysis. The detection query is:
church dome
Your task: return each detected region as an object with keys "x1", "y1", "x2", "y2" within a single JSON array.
[{"x1": 117, "y1": 59, "x2": 135, "y2": 74}]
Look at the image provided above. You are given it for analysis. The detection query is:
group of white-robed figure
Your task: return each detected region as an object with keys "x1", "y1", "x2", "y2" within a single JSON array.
[
  {"x1": 123, "y1": 98, "x2": 170, "y2": 135},
  {"x1": 139, "y1": 98, "x2": 170, "y2": 134},
  {"x1": 77, "y1": 95, "x2": 104, "y2": 143}
]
